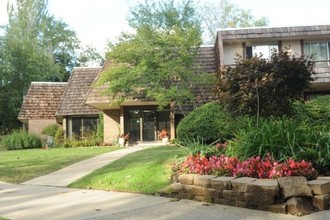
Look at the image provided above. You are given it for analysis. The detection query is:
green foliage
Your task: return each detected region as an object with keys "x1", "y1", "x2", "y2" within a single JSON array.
[
  {"x1": 200, "y1": 0, "x2": 269, "y2": 43},
  {"x1": 0, "y1": 130, "x2": 42, "y2": 150},
  {"x1": 54, "y1": 126, "x2": 64, "y2": 146},
  {"x1": 96, "y1": 114, "x2": 104, "y2": 143},
  {"x1": 62, "y1": 132, "x2": 100, "y2": 148},
  {"x1": 176, "y1": 137, "x2": 227, "y2": 158},
  {"x1": 215, "y1": 50, "x2": 315, "y2": 118},
  {"x1": 225, "y1": 117, "x2": 330, "y2": 173},
  {"x1": 176, "y1": 102, "x2": 236, "y2": 143},
  {"x1": 99, "y1": 0, "x2": 204, "y2": 109},
  {"x1": 294, "y1": 95, "x2": 330, "y2": 130},
  {"x1": 0, "y1": 0, "x2": 83, "y2": 134},
  {"x1": 41, "y1": 124, "x2": 60, "y2": 137}
]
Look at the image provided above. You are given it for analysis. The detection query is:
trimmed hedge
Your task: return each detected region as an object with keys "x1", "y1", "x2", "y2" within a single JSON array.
[{"x1": 176, "y1": 102, "x2": 236, "y2": 144}]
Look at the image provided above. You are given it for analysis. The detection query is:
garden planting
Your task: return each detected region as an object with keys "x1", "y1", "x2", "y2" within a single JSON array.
[{"x1": 173, "y1": 96, "x2": 330, "y2": 216}]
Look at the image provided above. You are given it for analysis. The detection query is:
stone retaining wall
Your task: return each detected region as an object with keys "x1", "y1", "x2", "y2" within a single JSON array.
[{"x1": 171, "y1": 175, "x2": 330, "y2": 215}]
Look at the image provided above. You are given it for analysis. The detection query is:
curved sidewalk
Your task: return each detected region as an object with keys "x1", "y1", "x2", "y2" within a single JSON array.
[{"x1": 23, "y1": 145, "x2": 152, "y2": 187}]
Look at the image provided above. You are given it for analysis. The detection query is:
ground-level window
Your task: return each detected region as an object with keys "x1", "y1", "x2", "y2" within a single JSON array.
[
  {"x1": 67, "y1": 116, "x2": 98, "y2": 139},
  {"x1": 304, "y1": 42, "x2": 330, "y2": 67},
  {"x1": 246, "y1": 45, "x2": 278, "y2": 59}
]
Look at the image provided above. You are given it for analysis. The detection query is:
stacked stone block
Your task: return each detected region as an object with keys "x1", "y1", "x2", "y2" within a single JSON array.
[
  {"x1": 308, "y1": 179, "x2": 330, "y2": 210},
  {"x1": 172, "y1": 174, "x2": 330, "y2": 216}
]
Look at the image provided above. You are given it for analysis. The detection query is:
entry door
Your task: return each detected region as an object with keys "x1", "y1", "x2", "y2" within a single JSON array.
[{"x1": 126, "y1": 109, "x2": 156, "y2": 142}]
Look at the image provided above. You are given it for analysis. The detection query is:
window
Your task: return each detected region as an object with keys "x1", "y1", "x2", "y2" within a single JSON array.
[
  {"x1": 246, "y1": 45, "x2": 278, "y2": 59},
  {"x1": 304, "y1": 42, "x2": 330, "y2": 67},
  {"x1": 67, "y1": 116, "x2": 98, "y2": 139}
]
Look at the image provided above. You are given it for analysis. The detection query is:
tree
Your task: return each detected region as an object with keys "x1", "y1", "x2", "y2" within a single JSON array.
[
  {"x1": 99, "y1": 0, "x2": 206, "y2": 109},
  {"x1": 0, "y1": 0, "x2": 85, "y2": 133},
  {"x1": 200, "y1": 0, "x2": 269, "y2": 44},
  {"x1": 214, "y1": 50, "x2": 315, "y2": 121},
  {"x1": 77, "y1": 45, "x2": 105, "y2": 68}
]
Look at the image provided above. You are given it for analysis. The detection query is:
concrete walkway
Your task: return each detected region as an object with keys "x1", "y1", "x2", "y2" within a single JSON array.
[
  {"x1": 23, "y1": 145, "x2": 153, "y2": 187},
  {"x1": 0, "y1": 181, "x2": 307, "y2": 220}
]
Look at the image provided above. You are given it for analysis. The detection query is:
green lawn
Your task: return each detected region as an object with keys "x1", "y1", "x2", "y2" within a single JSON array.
[
  {"x1": 0, "y1": 147, "x2": 119, "y2": 183},
  {"x1": 69, "y1": 146, "x2": 185, "y2": 195}
]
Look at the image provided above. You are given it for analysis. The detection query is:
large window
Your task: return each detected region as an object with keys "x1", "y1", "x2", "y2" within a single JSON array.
[
  {"x1": 67, "y1": 116, "x2": 98, "y2": 139},
  {"x1": 304, "y1": 42, "x2": 330, "y2": 67},
  {"x1": 246, "y1": 45, "x2": 278, "y2": 59}
]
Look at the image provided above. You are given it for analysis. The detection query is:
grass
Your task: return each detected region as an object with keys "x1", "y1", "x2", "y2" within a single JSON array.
[
  {"x1": 69, "y1": 146, "x2": 185, "y2": 195},
  {"x1": 0, "y1": 147, "x2": 119, "y2": 183}
]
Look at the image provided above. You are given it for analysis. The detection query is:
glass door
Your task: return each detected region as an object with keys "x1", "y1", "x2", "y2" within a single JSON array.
[
  {"x1": 125, "y1": 108, "x2": 156, "y2": 142},
  {"x1": 142, "y1": 110, "x2": 156, "y2": 141}
]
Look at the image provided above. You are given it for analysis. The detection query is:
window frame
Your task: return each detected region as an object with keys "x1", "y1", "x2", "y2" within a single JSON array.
[
  {"x1": 246, "y1": 44, "x2": 279, "y2": 59},
  {"x1": 67, "y1": 115, "x2": 99, "y2": 139}
]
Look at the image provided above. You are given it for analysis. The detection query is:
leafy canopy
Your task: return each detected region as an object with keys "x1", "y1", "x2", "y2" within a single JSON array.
[
  {"x1": 215, "y1": 49, "x2": 315, "y2": 118},
  {"x1": 99, "y1": 0, "x2": 204, "y2": 108},
  {"x1": 200, "y1": 0, "x2": 269, "y2": 44}
]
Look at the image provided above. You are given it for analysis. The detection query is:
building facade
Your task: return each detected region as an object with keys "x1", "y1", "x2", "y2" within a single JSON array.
[{"x1": 19, "y1": 25, "x2": 330, "y2": 144}]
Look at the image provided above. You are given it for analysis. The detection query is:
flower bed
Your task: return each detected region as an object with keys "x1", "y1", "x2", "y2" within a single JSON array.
[{"x1": 180, "y1": 154, "x2": 318, "y2": 180}]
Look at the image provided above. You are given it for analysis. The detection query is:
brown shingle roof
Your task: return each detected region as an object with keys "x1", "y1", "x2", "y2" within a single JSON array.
[
  {"x1": 85, "y1": 46, "x2": 217, "y2": 113},
  {"x1": 175, "y1": 46, "x2": 217, "y2": 114},
  {"x1": 218, "y1": 25, "x2": 330, "y2": 41},
  {"x1": 56, "y1": 67, "x2": 101, "y2": 116},
  {"x1": 18, "y1": 82, "x2": 67, "y2": 121}
]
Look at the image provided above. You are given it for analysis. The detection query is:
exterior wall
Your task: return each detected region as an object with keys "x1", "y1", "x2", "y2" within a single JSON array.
[
  {"x1": 222, "y1": 40, "x2": 303, "y2": 66},
  {"x1": 223, "y1": 42, "x2": 242, "y2": 65},
  {"x1": 103, "y1": 110, "x2": 120, "y2": 144},
  {"x1": 28, "y1": 119, "x2": 57, "y2": 137},
  {"x1": 281, "y1": 40, "x2": 302, "y2": 56}
]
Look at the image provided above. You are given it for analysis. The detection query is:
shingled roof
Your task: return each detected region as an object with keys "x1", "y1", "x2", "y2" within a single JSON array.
[
  {"x1": 56, "y1": 67, "x2": 101, "y2": 116},
  {"x1": 85, "y1": 46, "x2": 217, "y2": 113},
  {"x1": 218, "y1": 25, "x2": 330, "y2": 41},
  {"x1": 175, "y1": 46, "x2": 217, "y2": 114},
  {"x1": 18, "y1": 82, "x2": 67, "y2": 122}
]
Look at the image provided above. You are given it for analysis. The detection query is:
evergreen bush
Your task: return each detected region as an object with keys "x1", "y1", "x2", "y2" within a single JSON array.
[{"x1": 176, "y1": 102, "x2": 236, "y2": 144}]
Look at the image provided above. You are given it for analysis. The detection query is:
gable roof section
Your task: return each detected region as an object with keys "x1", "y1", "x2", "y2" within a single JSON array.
[
  {"x1": 175, "y1": 46, "x2": 217, "y2": 114},
  {"x1": 218, "y1": 25, "x2": 330, "y2": 41},
  {"x1": 56, "y1": 67, "x2": 101, "y2": 116},
  {"x1": 85, "y1": 62, "x2": 112, "y2": 110},
  {"x1": 85, "y1": 46, "x2": 217, "y2": 112},
  {"x1": 18, "y1": 82, "x2": 67, "y2": 122}
]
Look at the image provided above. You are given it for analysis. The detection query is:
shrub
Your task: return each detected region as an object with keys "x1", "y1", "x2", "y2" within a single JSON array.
[
  {"x1": 62, "y1": 131, "x2": 100, "y2": 148},
  {"x1": 176, "y1": 102, "x2": 236, "y2": 144},
  {"x1": 294, "y1": 95, "x2": 330, "y2": 130},
  {"x1": 96, "y1": 113, "x2": 104, "y2": 143},
  {"x1": 0, "y1": 130, "x2": 42, "y2": 150},
  {"x1": 215, "y1": 50, "x2": 314, "y2": 118},
  {"x1": 41, "y1": 124, "x2": 60, "y2": 137},
  {"x1": 55, "y1": 127, "x2": 64, "y2": 146},
  {"x1": 226, "y1": 117, "x2": 317, "y2": 160}
]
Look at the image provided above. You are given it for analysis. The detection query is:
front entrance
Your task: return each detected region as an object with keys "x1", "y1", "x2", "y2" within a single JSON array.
[{"x1": 124, "y1": 106, "x2": 170, "y2": 143}]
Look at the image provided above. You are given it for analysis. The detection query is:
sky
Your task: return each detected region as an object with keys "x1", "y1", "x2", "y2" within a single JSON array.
[{"x1": 0, "y1": 0, "x2": 330, "y2": 55}]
